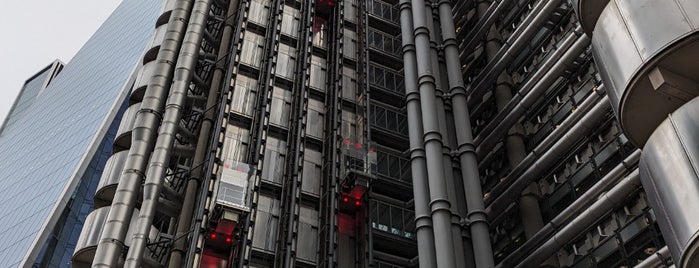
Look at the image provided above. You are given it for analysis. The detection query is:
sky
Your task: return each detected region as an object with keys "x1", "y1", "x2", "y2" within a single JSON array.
[{"x1": 0, "y1": 0, "x2": 122, "y2": 126}]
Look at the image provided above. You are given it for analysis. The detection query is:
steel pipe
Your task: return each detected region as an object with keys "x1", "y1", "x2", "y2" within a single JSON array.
[
  {"x1": 459, "y1": 0, "x2": 512, "y2": 58},
  {"x1": 124, "y1": 0, "x2": 213, "y2": 266},
  {"x1": 634, "y1": 246, "x2": 672, "y2": 268},
  {"x1": 412, "y1": 0, "x2": 457, "y2": 267},
  {"x1": 425, "y1": 2, "x2": 465, "y2": 267},
  {"x1": 400, "y1": 1, "x2": 437, "y2": 267},
  {"x1": 92, "y1": 1, "x2": 195, "y2": 266},
  {"x1": 169, "y1": 0, "x2": 240, "y2": 267},
  {"x1": 467, "y1": 0, "x2": 564, "y2": 107},
  {"x1": 475, "y1": 29, "x2": 590, "y2": 159},
  {"x1": 486, "y1": 95, "x2": 611, "y2": 220},
  {"x1": 482, "y1": 83, "x2": 607, "y2": 210},
  {"x1": 495, "y1": 149, "x2": 641, "y2": 267},
  {"x1": 437, "y1": 0, "x2": 494, "y2": 267},
  {"x1": 517, "y1": 170, "x2": 642, "y2": 267}
]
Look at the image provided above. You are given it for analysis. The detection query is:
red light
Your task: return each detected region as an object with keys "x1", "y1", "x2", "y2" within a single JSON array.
[
  {"x1": 343, "y1": 139, "x2": 350, "y2": 145},
  {"x1": 368, "y1": 147, "x2": 375, "y2": 153},
  {"x1": 343, "y1": 197, "x2": 349, "y2": 203},
  {"x1": 210, "y1": 233, "x2": 217, "y2": 239},
  {"x1": 225, "y1": 237, "x2": 232, "y2": 243},
  {"x1": 328, "y1": 0, "x2": 334, "y2": 6},
  {"x1": 355, "y1": 200, "x2": 361, "y2": 206},
  {"x1": 355, "y1": 143, "x2": 362, "y2": 149}
]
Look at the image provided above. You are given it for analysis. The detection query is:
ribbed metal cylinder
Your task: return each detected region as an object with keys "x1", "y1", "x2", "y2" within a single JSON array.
[{"x1": 592, "y1": 0, "x2": 699, "y2": 146}]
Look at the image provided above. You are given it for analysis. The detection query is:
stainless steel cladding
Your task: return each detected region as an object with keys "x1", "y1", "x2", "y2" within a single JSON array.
[
  {"x1": 592, "y1": 0, "x2": 699, "y2": 146},
  {"x1": 640, "y1": 97, "x2": 699, "y2": 268}
]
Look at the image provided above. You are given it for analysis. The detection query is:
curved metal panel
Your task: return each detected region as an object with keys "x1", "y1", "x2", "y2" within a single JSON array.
[
  {"x1": 132, "y1": 60, "x2": 157, "y2": 102},
  {"x1": 640, "y1": 96, "x2": 699, "y2": 268},
  {"x1": 592, "y1": 0, "x2": 699, "y2": 146},
  {"x1": 94, "y1": 151, "x2": 128, "y2": 208},
  {"x1": 571, "y1": 0, "x2": 609, "y2": 35},
  {"x1": 113, "y1": 103, "x2": 140, "y2": 152},
  {"x1": 71, "y1": 207, "x2": 158, "y2": 266}
]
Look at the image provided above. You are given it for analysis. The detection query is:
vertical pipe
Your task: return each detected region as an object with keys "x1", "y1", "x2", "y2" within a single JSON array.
[
  {"x1": 124, "y1": 1, "x2": 213, "y2": 266},
  {"x1": 399, "y1": 1, "x2": 437, "y2": 267},
  {"x1": 92, "y1": 1, "x2": 195, "y2": 266},
  {"x1": 437, "y1": 0, "x2": 495, "y2": 267},
  {"x1": 412, "y1": 0, "x2": 457, "y2": 267},
  {"x1": 425, "y1": 3, "x2": 466, "y2": 267}
]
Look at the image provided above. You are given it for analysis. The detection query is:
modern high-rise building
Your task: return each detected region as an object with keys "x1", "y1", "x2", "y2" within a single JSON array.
[
  {"x1": 2, "y1": 0, "x2": 698, "y2": 267},
  {"x1": 0, "y1": 1, "x2": 162, "y2": 266}
]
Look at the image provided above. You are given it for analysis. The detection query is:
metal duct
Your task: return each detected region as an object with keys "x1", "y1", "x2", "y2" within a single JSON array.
[
  {"x1": 459, "y1": 0, "x2": 513, "y2": 58},
  {"x1": 475, "y1": 29, "x2": 590, "y2": 158},
  {"x1": 412, "y1": 0, "x2": 458, "y2": 267},
  {"x1": 399, "y1": 1, "x2": 437, "y2": 267},
  {"x1": 437, "y1": 0, "x2": 495, "y2": 267},
  {"x1": 496, "y1": 149, "x2": 641, "y2": 267},
  {"x1": 634, "y1": 246, "x2": 672, "y2": 268},
  {"x1": 485, "y1": 95, "x2": 611, "y2": 220},
  {"x1": 517, "y1": 170, "x2": 642, "y2": 267},
  {"x1": 483, "y1": 85, "x2": 607, "y2": 208},
  {"x1": 640, "y1": 96, "x2": 699, "y2": 268},
  {"x1": 467, "y1": 0, "x2": 564, "y2": 107},
  {"x1": 173, "y1": 0, "x2": 240, "y2": 266},
  {"x1": 124, "y1": 0, "x2": 213, "y2": 266},
  {"x1": 425, "y1": 2, "x2": 465, "y2": 267},
  {"x1": 92, "y1": 0, "x2": 196, "y2": 266}
]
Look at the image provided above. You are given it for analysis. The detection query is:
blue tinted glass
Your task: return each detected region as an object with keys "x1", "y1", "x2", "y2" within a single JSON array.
[{"x1": 0, "y1": 0, "x2": 161, "y2": 266}]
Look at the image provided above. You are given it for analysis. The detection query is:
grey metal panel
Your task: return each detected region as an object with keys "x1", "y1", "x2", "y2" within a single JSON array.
[
  {"x1": 94, "y1": 151, "x2": 128, "y2": 208},
  {"x1": 640, "y1": 96, "x2": 699, "y2": 268},
  {"x1": 113, "y1": 103, "x2": 140, "y2": 152},
  {"x1": 592, "y1": 0, "x2": 699, "y2": 146},
  {"x1": 132, "y1": 60, "x2": 157, "y2": 101}
]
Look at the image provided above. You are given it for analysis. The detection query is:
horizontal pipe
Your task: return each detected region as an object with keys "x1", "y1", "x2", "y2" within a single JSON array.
[
  {"x1": 517, "y1": 170, "x2": 642, "y2": 267},
  {"x1": 459, "y1": 0, "x2": 512, "y2": 57},
  {"x1": 477, "y1": 31, "x2": 590, "y2": 158},
  {"x1": 495, "y1": 149, "x2": 641, "y2": 267},
  {"x1": 485, "y1": 95, "x2": 611, "y2": 219},
  {"x1": 474, "y1": 27, "x2": 587, "y2": 158},
  {"x1": 634, "y1": 246, "x2": 671, "y2": 268},
  {"x1": 484, "y1": 85, "x2": 606, "y2": 208},
  {"x1": 466, "y1": 0, "x2": 564, "y2": 107}
]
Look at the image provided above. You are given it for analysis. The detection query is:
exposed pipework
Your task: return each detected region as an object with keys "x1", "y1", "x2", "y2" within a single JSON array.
[
  {"x1": 424, "y1": 2, "x2": 466, "y2": 267},
  {"x1": 437, "y1": 0, "x2": 494, "y2": 267},
  {"x1": 92, "y1": 1, "x2": 195, "y2": 266},
  {"x1": 485, "y1": 95, "x2": 611, "y2": 220},
  {"x1": 634, "y1": 246, "x2": 672, "y2": 268},
  {"x1": 495, "y1": 149, "x2": 641, "y2": 267},
  {"x1": 411, "y1": 0, "x2": 457, "y2": 266},
  {"x1": 180, "y1": 2, "x2": 241, "y2": 266},
  {"x1": 475, "y1": 29, "x2": 590, "y2": 158},
  {"x1": 459, "y1": 0, "x2": 512, "y2": 59},
  {"x1": 517, "y1": 170, "x2": 643, "y2": 267},
  {"x1": 399, "y1": 1, "x2": 437, "y2": 267},
  {"x1": 466, "y1": 0, "x2": 564, "y2": 108},
  {"x1": 123, "y1": 0, "x2": 214, "y2": 266}
]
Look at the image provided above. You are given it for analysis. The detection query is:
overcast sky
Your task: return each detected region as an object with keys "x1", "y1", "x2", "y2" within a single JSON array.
[{"x1": 0, "y1": 0, "x2": 122, "y2": 126}]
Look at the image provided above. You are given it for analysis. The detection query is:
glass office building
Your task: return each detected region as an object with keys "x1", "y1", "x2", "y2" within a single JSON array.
[
  {"x1": 0, "y1": 0, "x2": 161, "y2": 266},
  {"x1": 3, "y1": 0, "x2": 699, "y2": 267}
]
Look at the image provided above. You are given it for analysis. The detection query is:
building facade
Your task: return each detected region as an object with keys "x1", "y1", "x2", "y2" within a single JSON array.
[
  {"x1": 2, "y1": 0, "x2": 698, "y2": 267},
  {"x1": 0, "y1": 1, "x2": 162, "y2": 267}
]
